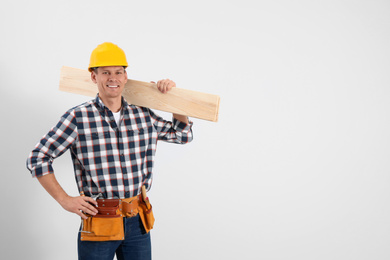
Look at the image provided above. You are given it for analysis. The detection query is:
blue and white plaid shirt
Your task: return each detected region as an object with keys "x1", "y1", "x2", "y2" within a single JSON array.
[{"x1": 27, "y1": 95, "x2": 193, "y2": 199}]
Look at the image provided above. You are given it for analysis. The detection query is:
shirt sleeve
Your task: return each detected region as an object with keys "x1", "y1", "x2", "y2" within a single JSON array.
[
  {"x1": 148, "y1": 108, "x2": 193, "y2": 144},
  {"x1": 26, "y1": 110, "x2": 79, "y2": 178}
]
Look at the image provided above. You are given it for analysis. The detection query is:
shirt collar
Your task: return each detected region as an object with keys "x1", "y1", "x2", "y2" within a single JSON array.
[{"x1": 94, "y1": 94, "x2": 129, "y2": 110}]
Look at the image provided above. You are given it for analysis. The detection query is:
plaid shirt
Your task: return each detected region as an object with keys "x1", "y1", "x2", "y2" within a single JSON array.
[{"x1": 27, "y1": 95, "x2": 193, "y2": 199}]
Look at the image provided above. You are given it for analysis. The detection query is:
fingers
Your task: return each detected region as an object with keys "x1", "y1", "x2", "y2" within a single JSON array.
[
  {"x1": 77, "y1": 210, "x2": 89, "y2": 220},
  {"x1": 61, "y1": 196, "x2": 99, "y2": 219},
  {"x1": 83, "y1": 196, "x2": 98, "y2": 207},
  {"x1": 81, "y1": 197, "x2": 98, "y2": 215},
  {"x1": 77, "y1": 200, "x2": 98, "y2": 220},
  {"x1": 77, "y1": 197, "x2": 98, "y2": 220},
  {"x1": 156, "y1": 79, "x2": 176, "y2": 94}
]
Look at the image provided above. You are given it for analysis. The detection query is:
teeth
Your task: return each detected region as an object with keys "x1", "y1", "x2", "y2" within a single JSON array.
[{"x1": 107, "y1": 85, "x2": 118, "y2": 88}]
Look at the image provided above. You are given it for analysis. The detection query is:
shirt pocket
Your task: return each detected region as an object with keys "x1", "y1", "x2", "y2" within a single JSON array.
[
  {"x1": 127, "y1": 128, "x2": 145, "y2": 136},
  {"x1": 77, "y1": 131, "x2": 112, "y2": 167},
  {"x1": 125, "y1": 127, "x2": 152, "y2": 148},
  {"x1": 85, "y1": 132, "x2": 110, "y2": 140},
  {"x1": 81, "y1": 132, "x2": 111, "y2": 147}
]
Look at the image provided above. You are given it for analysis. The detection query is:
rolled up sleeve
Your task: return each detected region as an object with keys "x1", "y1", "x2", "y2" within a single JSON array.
[
  {"x1": 26, "y1": 110, "x2": 78, "y2": 178},
  {"x1": 148, "y1": 108, "x2": 193, "y2": 144}
]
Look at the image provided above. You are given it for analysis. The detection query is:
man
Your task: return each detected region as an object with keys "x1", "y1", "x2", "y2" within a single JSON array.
[{"x1": 26, "y1": 42, "x2": 193, "y2": 260}]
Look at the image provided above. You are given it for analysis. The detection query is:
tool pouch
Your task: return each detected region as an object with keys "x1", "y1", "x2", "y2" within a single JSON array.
[
  {"x1": 138, "y1": 195, "x2": 155, "y2": 233},
  {"x1": 80, "y1": 199, "x2": 124, "y2": 241}
]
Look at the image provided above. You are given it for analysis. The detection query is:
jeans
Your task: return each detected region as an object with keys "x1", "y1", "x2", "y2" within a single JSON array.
[{"x1": 78, "y1": 215, "x2": 151, "y2": 260}]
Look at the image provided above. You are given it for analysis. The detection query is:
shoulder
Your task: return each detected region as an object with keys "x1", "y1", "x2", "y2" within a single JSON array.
[
  {"x1": 68, "y1": 99, "x2": 95, "y2": 112},
  {"x1": 64, "y1": 100, "x2": 95, "y2": 114},
  {"x1": 59, "y1": 100, "x2": 96, "y2": 122}
]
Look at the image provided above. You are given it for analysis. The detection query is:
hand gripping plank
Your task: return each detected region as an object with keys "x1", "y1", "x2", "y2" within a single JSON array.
[{"x1": 59, "y1": 66, "x2": 220, "y2": 122}]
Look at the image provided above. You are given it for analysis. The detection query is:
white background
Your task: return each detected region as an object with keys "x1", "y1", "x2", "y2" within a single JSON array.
[{"x1": 1, "y1": 0, "x2": 390, "y2": 259}]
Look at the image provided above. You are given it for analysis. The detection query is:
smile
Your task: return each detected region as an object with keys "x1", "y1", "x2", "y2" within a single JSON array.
[{"x1": 107, "y1": 85, "x2": 119, "y2": 88}]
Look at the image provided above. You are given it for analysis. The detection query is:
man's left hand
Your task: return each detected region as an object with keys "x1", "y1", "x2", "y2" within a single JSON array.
[
  {"x1": 156, "y1": 79, "x2": 176, "y2": 94},
  {"x1": 152, "y1": 79, "x2": 189, "y2": 124}
]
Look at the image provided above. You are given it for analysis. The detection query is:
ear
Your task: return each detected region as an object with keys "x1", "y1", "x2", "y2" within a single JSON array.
[
  {"x1": 91, "y1": 71, "x2": 97, "y2": 84},
  {"x1": 124, "y1": 70, "x2": 128, "y2": 83}
]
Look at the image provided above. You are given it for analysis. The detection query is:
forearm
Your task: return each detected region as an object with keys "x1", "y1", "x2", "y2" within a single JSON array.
[
  {"x1": 173, "y1": 113, "x2": 189, "y2": 124},
  {"x1": 37, "y1": 174, "x2": 69, "y2": 205},
  {"x1": 37, "y1": 173, "x2": 98, "y2": 219}
]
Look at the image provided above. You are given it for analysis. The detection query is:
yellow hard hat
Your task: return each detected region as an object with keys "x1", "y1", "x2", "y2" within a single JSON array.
[{"x1": 88, "y1": 42, "x2": 128, "y2": 72}]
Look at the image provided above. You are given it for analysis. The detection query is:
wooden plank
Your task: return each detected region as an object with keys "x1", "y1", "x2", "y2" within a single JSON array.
[{"x1": 59, "y1": 66, "x2": 220, "y2": 122}]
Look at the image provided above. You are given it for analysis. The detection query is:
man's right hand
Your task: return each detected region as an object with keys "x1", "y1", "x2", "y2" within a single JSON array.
[
  {"x1": 37, "y1": 174, "x2": 98, "y2": 220},
  {"x1": 59, "y1": 195, "x2": 98, "y2": 220}
]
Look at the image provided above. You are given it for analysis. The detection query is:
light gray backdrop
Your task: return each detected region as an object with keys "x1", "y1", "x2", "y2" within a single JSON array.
[{"x1": 1, "y1": 0, "x2": 390, "y2": 259}]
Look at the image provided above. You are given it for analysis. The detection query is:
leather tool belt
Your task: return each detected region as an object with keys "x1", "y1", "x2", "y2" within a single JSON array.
[{"x1": 80, "y1": 193, "x2": 154, "y2": 242}]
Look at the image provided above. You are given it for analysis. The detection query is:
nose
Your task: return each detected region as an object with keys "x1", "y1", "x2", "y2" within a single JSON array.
[{"x1": 108, "y1": 75, "x2": 117, "y2": 82}]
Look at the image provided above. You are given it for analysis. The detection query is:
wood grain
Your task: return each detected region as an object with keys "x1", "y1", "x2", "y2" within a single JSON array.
[{"x1": 59, "y1": 66, "x2": 220, "y2": 122}]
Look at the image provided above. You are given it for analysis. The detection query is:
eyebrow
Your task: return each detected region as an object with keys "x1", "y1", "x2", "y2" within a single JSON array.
[{"x1": 101, "y1": 69, "x2": 124, "y2": 72}]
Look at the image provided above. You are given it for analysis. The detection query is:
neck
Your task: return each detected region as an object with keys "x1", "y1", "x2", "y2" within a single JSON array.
[{"x1": 99, "y1": 95, "x2": 122, "y2": 112}]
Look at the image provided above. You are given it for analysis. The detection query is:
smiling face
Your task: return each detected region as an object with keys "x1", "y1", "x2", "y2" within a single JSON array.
[{"x1": 91, "y1": 66, "x2": 128, "y2": 103}]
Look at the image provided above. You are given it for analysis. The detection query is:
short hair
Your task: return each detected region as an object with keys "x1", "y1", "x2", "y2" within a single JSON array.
[{"x1": 91, "y1": 67, "x2": 126, "y2": 74}]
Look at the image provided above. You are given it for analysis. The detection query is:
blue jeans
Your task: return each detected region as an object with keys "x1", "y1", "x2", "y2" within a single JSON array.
[{"x1": 78, "y1": 215, "x2": 151, "y2": 260}]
